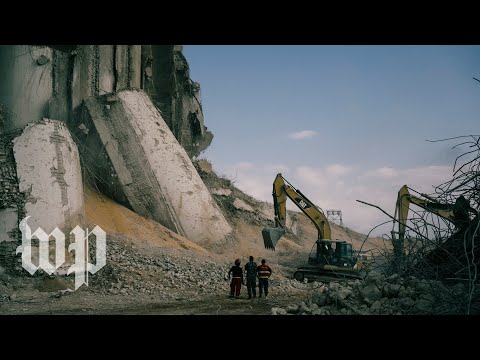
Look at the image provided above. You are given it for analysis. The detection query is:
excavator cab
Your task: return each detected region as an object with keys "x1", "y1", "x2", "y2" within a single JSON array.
[
  {"x1": 308, "y1": 240, "x2": 356, "y2": 268},
  {"x1": 294, "y1": 239, "x2": 363, "y2": 282}
]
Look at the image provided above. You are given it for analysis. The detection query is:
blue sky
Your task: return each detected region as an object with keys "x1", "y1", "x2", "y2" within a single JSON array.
[{"x1": 183, "y1": 45, "x2": 480, "y2": 236}]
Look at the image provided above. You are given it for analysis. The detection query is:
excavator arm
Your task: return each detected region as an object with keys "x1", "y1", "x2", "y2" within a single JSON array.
[
  {"x1": 393, "y1": 184, "x2": 475, "y2": 244},
  {"x1": 262, "y1": 173, "x2": 331, "y2": 250}
]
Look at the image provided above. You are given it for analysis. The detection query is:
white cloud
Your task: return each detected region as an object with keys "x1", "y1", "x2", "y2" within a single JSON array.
[
  {"x1": 232, "y1": 161, "x2": 254, "y2": 169},
  {"x1": 288, "y1": 130, "x2": 318, "y2": 140},
  {"x1": 366, "y1": 167, "x2": 398, "y2": 179},
  {"x1": 326, "y1": 164, "x2": 352, "y2": 177},
  {"x1": 296, "y1": 166, "x2": 328, "y2": 188},
  {"x1": 265, "y1": 164, "x2": 290, "y2": 173},
  {"x1": 214, "y1": 161, "x2": 456, "y2": 237}
]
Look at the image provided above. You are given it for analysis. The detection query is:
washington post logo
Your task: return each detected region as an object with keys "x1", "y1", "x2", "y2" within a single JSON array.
[{"x1": 15, "y1": 216, "x2": 106, "y2": 290}]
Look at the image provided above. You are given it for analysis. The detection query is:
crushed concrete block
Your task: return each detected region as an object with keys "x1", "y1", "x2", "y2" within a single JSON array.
[
  {"x1": 286, "y1": 304, "x2": 299, "y2": 314},
  {"x1": 271, "y1": 307, "x2": 287, "y2": 315},
  {"x1": 383, "y1": 283, "x2": 402, "y2": 299},
  {"x1": 336, "y1": 287, "x2": 353, "y2": 301},
  {"x1": 196, "y1": 159, "x2": 213, "y2": 174},
  {"x1": 233, "y1": 198, "x2": 254, "y2": 212},
  {"x1": 312, "y1": 291, "x2": 327, "y2": 306},
  {"x1": 369, "y1": 300, "x2": 382, "y2": 312},
  {"x1": 13, "y1": 119, "x2": 84, "y2": 233},
  {"x1": 360, "y1": 283, "x2": 382, "y2": 303},
  {"x1": 258, "y1": 202, "x2": 274, "y2": 221},
  {"x1": 211, "y1": 188, "x2": 232, "y2": 197},
  {"x1": 79, "y1": 90, "x2": 232, "y2": 245},
  {"x1": 398, "y1": 297, "x2": 415, "y2": 310}
]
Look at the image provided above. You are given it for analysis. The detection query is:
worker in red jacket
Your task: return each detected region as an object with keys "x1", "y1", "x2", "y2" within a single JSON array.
[
  {"x1": 257, "y1": 259, "x2": 272, "y2": 299},
  {"x1": 228, "y1": 259, "x2": 244, "y2": 298}
]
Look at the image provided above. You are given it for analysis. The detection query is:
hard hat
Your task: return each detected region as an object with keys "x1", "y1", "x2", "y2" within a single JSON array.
[{"x1": 235, "y1": 259, "x2": 240, "y2": 265}]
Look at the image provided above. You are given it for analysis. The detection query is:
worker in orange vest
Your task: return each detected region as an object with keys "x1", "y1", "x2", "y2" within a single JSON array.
[{"x1": 256, "y1": 259, "x2": 272, "y2": 299}]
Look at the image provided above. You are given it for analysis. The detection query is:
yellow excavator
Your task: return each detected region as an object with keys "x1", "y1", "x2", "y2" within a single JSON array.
[
  {"x1": 392, "y1": 184, "x2": 476, "y2": 254},
  {"x1": 392, "y1": 184, "x2": 477, "y2": 277},
  {"x1": 262, "y1": 173, "x2": 366, "y2": 282}
]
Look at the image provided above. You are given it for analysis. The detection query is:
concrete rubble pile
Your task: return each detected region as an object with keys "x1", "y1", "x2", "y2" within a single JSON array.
[{"x1": 271, "y1": 272, "x2": 471, "y2": 315}]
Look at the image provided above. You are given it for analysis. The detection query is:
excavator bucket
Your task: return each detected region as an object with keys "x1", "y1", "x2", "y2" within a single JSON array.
[{"x1": 262, "y1": 227, "x2": 286, "y2": 250}]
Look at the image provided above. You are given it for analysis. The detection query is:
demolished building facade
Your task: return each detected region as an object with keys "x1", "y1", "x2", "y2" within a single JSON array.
[{"x1": 0, "y1": 45, "x2": 231, "y2": 271}]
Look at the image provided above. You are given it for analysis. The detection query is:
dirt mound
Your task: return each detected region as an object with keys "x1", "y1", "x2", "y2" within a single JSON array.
[
  {"x1": 84, "y1": 186, "x2": 207, "y2": 254},
  {"x1": 34, "y1": 277, "x2": 70, "y2": 292}
]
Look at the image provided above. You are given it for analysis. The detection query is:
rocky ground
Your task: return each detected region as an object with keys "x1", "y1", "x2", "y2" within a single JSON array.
[
  {"x1": 1, "y1": 234, "x2": 476, "y2": 315},
  {"x1": 0, "y1": 238, "x2": 314, "y2": 315},
  {"x1": 1, "y1": 160, "x2": 477, "y2": 315}
]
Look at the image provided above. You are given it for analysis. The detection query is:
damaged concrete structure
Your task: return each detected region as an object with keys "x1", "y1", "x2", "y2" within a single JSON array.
[
  {"x1": 0, "y1": 120, "x2": 84, "y2": 271},
  {"x1": 143, "y1": 45, "x2": 213, "y2": 158},
  {"x1": 13, "y1": 120, "x2": 84, "y2": 233},
  {"x1": 0, "y1": 45, "x2": 228, "y2": 269},
  {"x1": 74, "y1": 90, "x2": 231, "y2": 245},
  {"x1": 0, "y1": 45, "x2": 212, "y2": 153}
]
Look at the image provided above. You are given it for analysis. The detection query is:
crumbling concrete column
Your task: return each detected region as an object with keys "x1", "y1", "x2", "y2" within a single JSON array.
[
  {"x1": 129, "y1": 45, "x2": 142, "y2": 89},
  {"x1": 72, "y1": 45, "x2": 100, "y2": 111},
  {"x1": 147, "y1": 45, "x2": 213, "y2": 158},
  {"x1": 0, "y1": 45, "x2": 54, "y2": 133},
  {"x1": 0, "y1": 119, "x2": 84, "y2": 271},
  {"x1": 98, "y1": 45, "x2": 115, "y2": 95},
  {"x1": 0, "y1": 131, "x2": 24, "y2": 270},
  {"x1": 12, "y1": 119, "x2": 84, "y2": 233},
  {"x1": 75, "y1": 89, "x2": 231, "y2": 245},
  {"x1": 115, "y1": 45, "x2": 142, "y2": 91}
]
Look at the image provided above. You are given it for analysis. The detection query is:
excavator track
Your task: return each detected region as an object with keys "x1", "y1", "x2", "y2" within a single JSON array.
[{"x1": 293, "y1": 266, "x2": 365, "y2": 283}]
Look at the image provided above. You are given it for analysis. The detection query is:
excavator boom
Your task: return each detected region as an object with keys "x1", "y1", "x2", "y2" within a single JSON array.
[
  {"x1": 391, "y1": 184, "x2": 477, "y2": 272},
  {"x1": 262, "y1": 173, "x2": 331, "y2": 250},
  {"x1": 394, "y1": 184, "x2": 475, "y2": 241}
]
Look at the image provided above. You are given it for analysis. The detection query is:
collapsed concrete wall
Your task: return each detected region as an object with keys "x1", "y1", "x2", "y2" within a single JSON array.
[
  {"x1": 74, "y1": 89, "x2": 231, "y2": 245},
  {"x1": 1, "y1": 45, "x2": 214, "y2": 159},
  {"x1": 12, "y1": 119, "x2": 84, "y2": 233},
  {"x1": 0, "y1": 45, "x2": 219, "y2": 249},
  {"x1": 51, "y1": 45, "x2": 143, "y2": 124},
  {"x1": 0, "y1": 45, "x2": 150, "y2": 128},
  {"x1": 74, "y1": 94, "x2": 184, "y2": 235}
]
